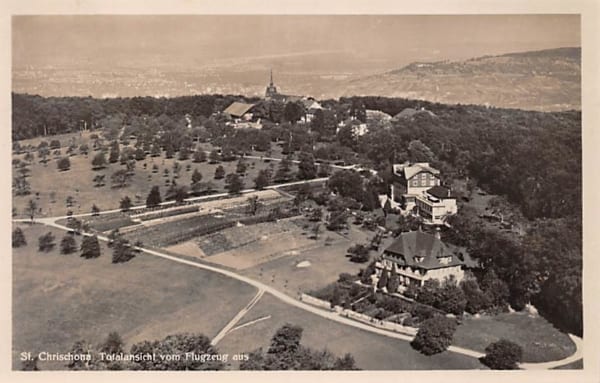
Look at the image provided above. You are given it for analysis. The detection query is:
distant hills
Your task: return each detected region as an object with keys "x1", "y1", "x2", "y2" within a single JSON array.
[
  {"x1": 12, "y1": 47, "x2": 581, "y2": 112},
  {"x1": 341, "y1": 47, "x2": 581, "y2": 111}
]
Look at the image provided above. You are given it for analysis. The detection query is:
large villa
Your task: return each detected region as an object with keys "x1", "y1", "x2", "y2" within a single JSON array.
[{"x1": 375, "y1": 230, "x2": 477, "y2": 292}]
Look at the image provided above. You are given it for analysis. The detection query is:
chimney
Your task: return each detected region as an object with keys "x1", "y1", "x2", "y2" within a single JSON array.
[{"x1": 435, "y1": 227, "x2": 441, "y2": 240}]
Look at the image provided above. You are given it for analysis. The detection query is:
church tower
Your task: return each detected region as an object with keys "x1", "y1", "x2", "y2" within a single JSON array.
[{"x1": 265, "y1": 69, "x2": 279, "y2": 99}]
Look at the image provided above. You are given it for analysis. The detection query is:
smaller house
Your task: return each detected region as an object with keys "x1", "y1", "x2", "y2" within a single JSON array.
[
  {"x1": 415, "y1": 185, "x2": 458, "y2": 225},
  {"x1": 223, "y1": 102, "x2": 255, "y2": 121},
  {"x1": 300, "y1": 98, "x2": 323, "y2": 123},
  {"x1": 375, "y1": 230, "x2": 475, "y2": 292},
  {"x1": 391, "y1": 162, "x2": 441, "y2": 211}
]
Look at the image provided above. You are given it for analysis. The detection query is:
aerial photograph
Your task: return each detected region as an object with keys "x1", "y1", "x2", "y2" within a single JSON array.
[{"x1": 11, "y1": 14, "x2": 583, "y2": 373}]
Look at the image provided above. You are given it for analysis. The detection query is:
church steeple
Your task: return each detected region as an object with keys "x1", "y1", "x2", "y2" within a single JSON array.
[{"x1": 265, "y1": 68, "x2": 278, "y2": 99}]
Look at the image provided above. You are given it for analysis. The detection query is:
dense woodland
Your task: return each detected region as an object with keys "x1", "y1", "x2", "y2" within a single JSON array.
[{"x1": 12, "y1": 92, "x2": 582, "y2": 336}]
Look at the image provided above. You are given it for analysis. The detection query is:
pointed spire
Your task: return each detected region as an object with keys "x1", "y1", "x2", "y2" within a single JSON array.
[{"x1": 270, "y1": 69, "x2": 273, "y2": 86}]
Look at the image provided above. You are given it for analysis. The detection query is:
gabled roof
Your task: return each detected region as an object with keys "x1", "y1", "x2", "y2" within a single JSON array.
[
  {"x1": 223, "y1": 102, "x2": 255, "y2": 117},
  {"x1": 394, "y1": 162, "x2": 440, "y2": 180},
  {"x1": 427, "y1": 185, "x2": 454, "y2": 199},
  {"x1": 383, "y1": 231, "x2": 470, "y2": 270}
]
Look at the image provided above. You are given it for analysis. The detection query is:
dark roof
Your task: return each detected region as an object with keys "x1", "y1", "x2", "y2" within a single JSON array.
[
  {"x1": 383, "y1": 231, "x2": 470, "y2": 270},
  {"x1": 427, "y1": 185, "x2": 454, "y2": 199},
  {"x1": 223, "y1": 102, "x2": 255, "y2": 117}
]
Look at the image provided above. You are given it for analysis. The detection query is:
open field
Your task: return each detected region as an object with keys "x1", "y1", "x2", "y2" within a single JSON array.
[
  {"x1": 13, "y1": 136, "x2": 295, "y2": 218},
  {"x1": 453, "y1": 312, "x2": 576, "y2": 363},
  {"x1": 240, "y1": 223, "x2": 374, "y2": 297},
  {"x1": 12, "y1": 224, "x2": 257, "y2": 370},
  {"x1": 216, "y1": 293, "x2": 485, "y2": 370}
]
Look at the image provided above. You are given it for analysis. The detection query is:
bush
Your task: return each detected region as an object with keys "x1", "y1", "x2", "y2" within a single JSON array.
[
  {"x1": 12, "y1": 227, "x2": 27, "y2": 248},
  {"x1": 57, "y1": 157, "x2": 71, "y2": 171},
  {"x1": 410, "y1": 316, "x2": 457, "y2": 355},
  {"x1": 480, "y1": 339, "x2": 523, "y2": 370},
  {"x1": 347, "y1": 244, "x2": 370, "y2": 263}
]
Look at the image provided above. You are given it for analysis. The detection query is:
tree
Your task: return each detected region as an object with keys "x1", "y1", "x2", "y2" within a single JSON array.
[
  {"x1": 13, "y1": 174, "x2": 31, "y2": 196},
  {"x1": 254, "y1": 170, "x2": 270, "y2": 190},
  {"x1": 57, "y1": 157, "x2": 71, "y2": 171},
  {"x1": 360, "y1": 262, "x2": 376, "y2": 284},
  {"x1": 308, "y1": 208, "x2": 322, "y2": 222},
  {"x1": 91, "y1": 204, "x2": 100, "y2": 216},
  {"x1": 146, "y1": 186, "x2": 162, "y2": 208},
  {"x1": 129, "y1": 333, "x2": 223, "y2": 370},
  {"x1": 348, "y1": 244, "x2": 370, "y2": 263},
  {"x1": 100, "y1": 331, "x2": 125, "y2": 355},
  {"x1": 225, "y1": 173, "x2": 244, "y2": 194},
  {"x1": 108, "y1": 141, "x2": 120, "y2": 163},
  {"x1": 311, "y1": 223, "x2": 321, "y2": 240},
  {"x1": 27, "y1": 199, "x2": 37, "y2": 221},
  {"x1": 283, "y1": 101, "x2": 305, "y2": 123},
  {"x1": 60, "y1": 234, "x2": 78, "y2": 254},
  {"x1": 247, "y1": 196, "x2": 262, "y2": 216},
  {"x1": 297, "y1": 152, "x2": 317, "y2": 180},
  {"x1": 38, "y1": 232, "x2": 56, "y2": 252},
  {"x1": 93, "y1": 174, "x2": 106, "y2": 187},
  {"x1": 80, "y1": 235, "x2": 101, "y2": 259},
  {"x1": 90, "y1": 153, "x2": 106, "y2": 171},
  {"x1": 112, "y1": 237, "x2": 135, "y2": 264},
  {"x1": 240, "y1": 323, "x2": 358, "y2": 370},
  {"x1": 387, "y1": 265, "x2": 400, "y2": 293},
  {"x1": 209, "y1": 149, "x2": 221, "y2": 164},
  {"x1": 460, "y1": 277, "x2": 493, "y2": 314},
  {"x1": 191, "y1": 168, "x2": 203, "y2": 185},
  {"x1": 327, "y1": 170, "x2": 364, "y2": 201},
  {"x1": 480, "y1": 339, "x2": 523, "y2": 370},
  {"x1": 111, "y1": 169, "x2": 132, "y2": 188},
  {"x1": 214, "y1": 165, "x2": 225, "y2": 180},
  {"x1": 437, "y1": 277, "x2": 467, "y2": 315},
  {"x1": 274, "y1": 157, "x2": 293, "y2": 182},
  {"x1": 119, "y1": 196, "x2": 132, "y2": 212},
  {"x1": 327, "y1": 210, "x2": 348, "y2": 231},
  {"x1": 411, "y1": 316, "x2": 457, "y2": 355},
  {"x1": 377, "y1": 268, "x2": 389, "y2": 290},
  {"x1": 408, "y1": 139, "x2": 436, "y2": 163},
  {"x1": 173, "y1": 186, "x2": 188, "y2": 203},
  {"x1": 236, "y1": 159, "x2": 247, "y2": 174},
  {"x1": 12, "y1": 227, "x2": 27, "y2": 248},
  {"x1": 193, "y1": 149, "x2": 207, "y2": 163}
]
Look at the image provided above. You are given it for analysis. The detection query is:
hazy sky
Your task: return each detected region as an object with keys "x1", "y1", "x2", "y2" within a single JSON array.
[{"x1": 13, "y1": 15, "x2": 580, "y2": 69}]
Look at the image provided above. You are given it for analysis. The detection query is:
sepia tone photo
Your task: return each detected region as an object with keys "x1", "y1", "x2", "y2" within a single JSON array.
[{"x1": 9, "y1": 9, "x2": 588, "y2": 376}]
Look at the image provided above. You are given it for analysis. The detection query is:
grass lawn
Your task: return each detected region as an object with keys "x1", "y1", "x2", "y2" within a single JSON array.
[
  {"x1": 453, "y1": 312, "x2": 576, "y2": 363},
  {"x1": 13, "y1": 139, "x2": 295, "y2": 218},
  {"x1": 216, "y1": 293, "x2": 485, "y2": 370},
  {"x1": 553, "y1": 359, "x2": 583, "y2": 369},
  {"x1": 12, "y1": 224, "x2": 257, "y2": 370}
]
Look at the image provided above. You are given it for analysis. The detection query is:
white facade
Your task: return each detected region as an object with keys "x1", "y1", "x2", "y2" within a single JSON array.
[{"x1": 415, "y1": 193, "x2": 458, "y2": 225}]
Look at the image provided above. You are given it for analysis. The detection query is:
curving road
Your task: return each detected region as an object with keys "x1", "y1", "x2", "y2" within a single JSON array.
[{"x1": 15, "y1": 201, "x2": 583, "y2": 370}]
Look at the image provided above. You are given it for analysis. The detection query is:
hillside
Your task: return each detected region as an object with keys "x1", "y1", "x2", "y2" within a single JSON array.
[{"x1": 342, "y1": 47, "x2": 581, "y2": 112}]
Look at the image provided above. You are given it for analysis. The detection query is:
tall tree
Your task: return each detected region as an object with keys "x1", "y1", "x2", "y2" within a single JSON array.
[
  {"x1": 146, "y1": 186, "x2": 162, "y2": 208},
  {"x1": 60, "y1": 234, "x2": 78, "y2": 254},
  {"x1": 12, "y1": 227, "x2": 27, "y2": 248},
  {"x1": 80, "y1": 235, "x2": 101, "y2": 259}
]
